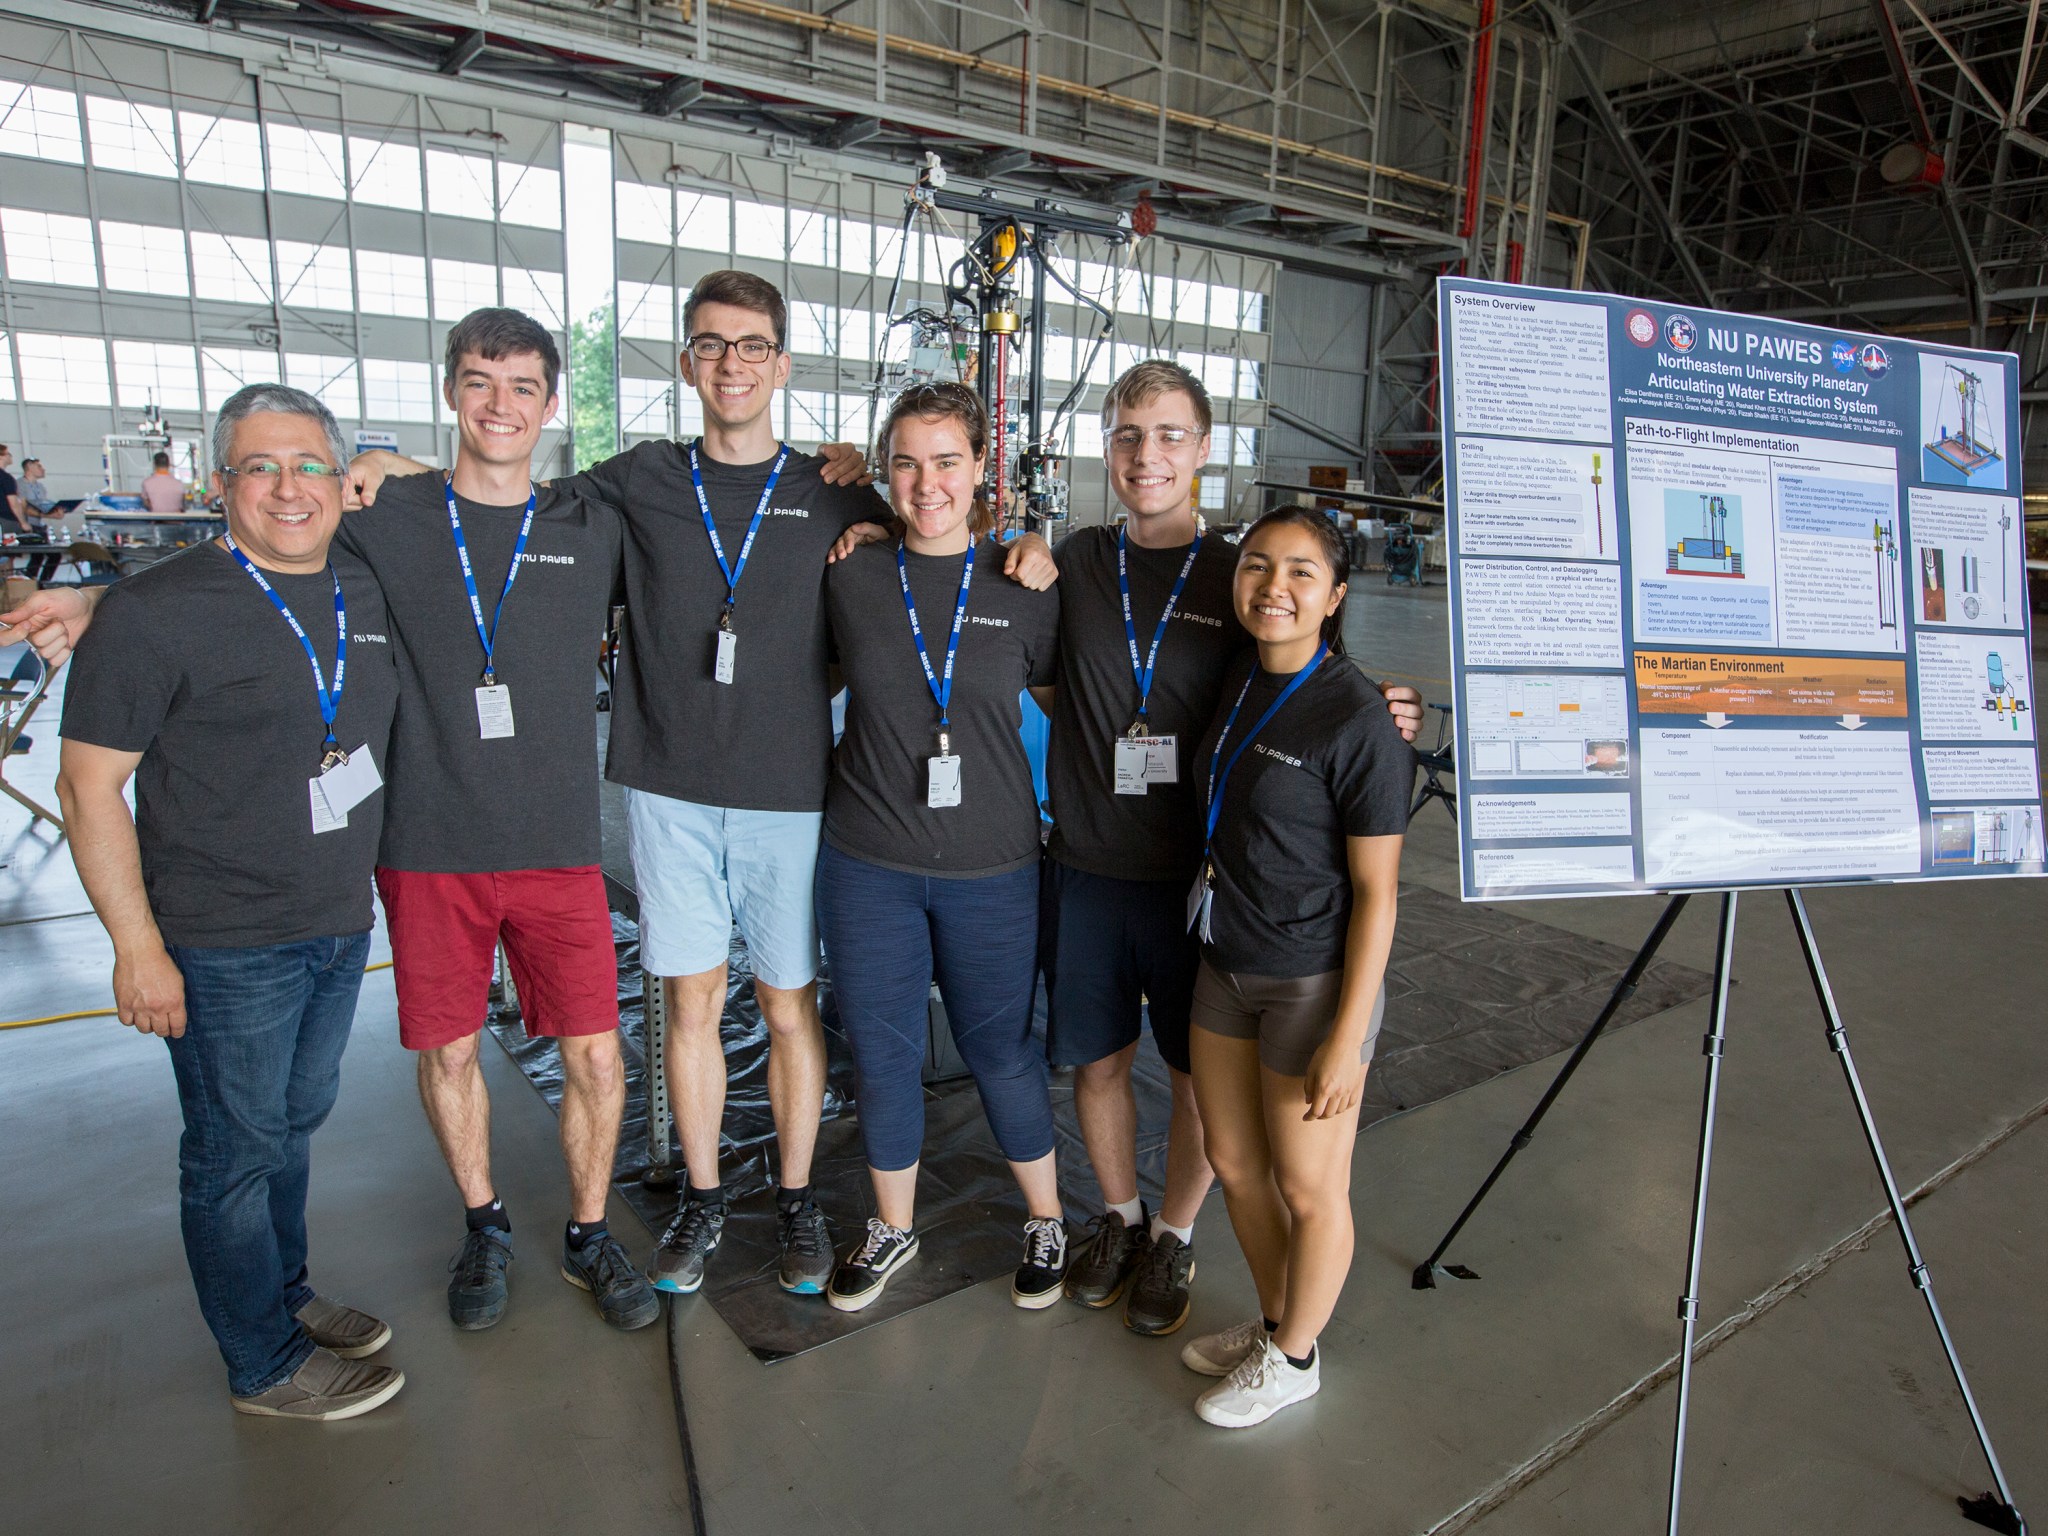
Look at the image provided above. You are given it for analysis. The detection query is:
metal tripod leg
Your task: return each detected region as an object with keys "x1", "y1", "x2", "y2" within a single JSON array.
[
  {"x1": 1666, "y1": 890, "x2": 1738, "y2": 1535},
  {"x1": 1413, "y1": 892, "x2": 1692, "y2": 1289},
  {"x1": 1786, "y1": 890, "x2": 2027, "y2": 1536},
  {"x1": 641, "y1": 967, "x2": 678, "y2": 1191}
]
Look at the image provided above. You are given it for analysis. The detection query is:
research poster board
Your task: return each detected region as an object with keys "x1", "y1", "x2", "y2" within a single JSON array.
[{"x1": 1439, "y1": 277, "x2": 2043, "y2": 901}]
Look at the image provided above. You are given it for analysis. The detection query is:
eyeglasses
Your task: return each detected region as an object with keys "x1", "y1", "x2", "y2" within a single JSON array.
[
  {"x1": 687, "y1": 334, "x2": 780, "y2": 363},
  {"x1": 219, "y1": 460, "x2": 345, "y2": 482},
  {"x1": 1107, "y1": 425, "x2": 1198, "y2": 453}
]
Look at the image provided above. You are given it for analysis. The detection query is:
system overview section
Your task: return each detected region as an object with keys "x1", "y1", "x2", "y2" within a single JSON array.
[{"x1": 1437, "y1": 277, "x2": 2041, "y2": 902}]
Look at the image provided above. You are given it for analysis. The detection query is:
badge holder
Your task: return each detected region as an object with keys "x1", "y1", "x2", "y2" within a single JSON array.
[
  {"x1": 928, "y1": 729, "x2": 962, "y2": 809},
  {"x1": 1115, "y1": 718, "x2": 1179, "y2": 795},
  {"x1": 714, "y1": 607, "x2": 738, "y2": 685},
  {"x1": 476, "y1": 669, "x2": 516, "y2": 739}
]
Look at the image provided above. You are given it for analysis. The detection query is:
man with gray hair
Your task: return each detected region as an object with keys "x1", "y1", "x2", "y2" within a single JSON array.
[{"x1": 56, "y1": 383, "x2": 405, "y2": 1421}]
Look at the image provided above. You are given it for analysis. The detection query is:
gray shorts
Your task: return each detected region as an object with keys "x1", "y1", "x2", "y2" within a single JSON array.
[{"x1": 1190, "y1": 961, "x2": 1385, "y2": 1077}]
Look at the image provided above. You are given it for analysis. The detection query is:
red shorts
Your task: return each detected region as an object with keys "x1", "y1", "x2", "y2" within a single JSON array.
[{"x1": 375, "y1": 865, "x2": 619, "y2": 1052}]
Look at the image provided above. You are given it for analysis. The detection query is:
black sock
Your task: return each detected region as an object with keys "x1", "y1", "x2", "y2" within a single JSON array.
[
  {"x1": 566, "y1": 1220, "x2": 608, "y2": 1250},
  {"x1": 1262, "y1": 1316, "x2": 1279, "y2": 1333},
  {"x1": 776, "y1": 1183, "x2": 813, "y2": 1210},
  {"x1": 686, "y1": 1181, "x2": 725, "y2": 1208},
  {"x1": 1283, "y1": 1344, "x2": 1316, "y2": 1370},
  {"x1": 466, "y1": 1199, "x2": 510, "y2": 1233}
]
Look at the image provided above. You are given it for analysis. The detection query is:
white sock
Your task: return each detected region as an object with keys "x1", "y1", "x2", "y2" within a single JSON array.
[
  {"x1": 1151, "y1": 1215, "x2": 1194, "y2": 1246},
  {"x1": 1108, "y1": 1197, "x2": 1143, "y2": 1227}
]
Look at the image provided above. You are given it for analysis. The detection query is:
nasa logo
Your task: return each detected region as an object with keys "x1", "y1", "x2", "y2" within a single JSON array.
[
  {"x1": 1663, "y1": 314, "x2": 1698, "y2": 352},
  {"x1": 1858, "y1": 342, "x2": 1892, "y2": 378},
  {"x1": 1624, "y1": 308, "x2": 1659, "y2": 348},
  {"x1": 1830, "y1": 340, "x2": 1859, "y2": 374}
]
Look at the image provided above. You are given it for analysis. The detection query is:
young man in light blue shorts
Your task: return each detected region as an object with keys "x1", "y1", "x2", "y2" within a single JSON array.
[{"x1": 559, "y1": 271, "x2": 1053, "y2": 1297}]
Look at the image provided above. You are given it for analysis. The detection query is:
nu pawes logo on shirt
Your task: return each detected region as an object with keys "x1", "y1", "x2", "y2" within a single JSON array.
[
  {"x1": 968, "y1": 615, "x2": 1010, "y2": 628},
  {"x1": 1173, "y1": 610, "x2": 1226, "y2": 628},
  {"x1": 767, "y1": 506, "x2": 811, "y2": 518},
  {"x1": 1253, "y1": 743, "x2": 1304, "y2": 768},
  {"x1": 352, "y1": 633, "x2": 389, "y2": 644},
  {"x1": 517, "y1": 553, "x2": 577, "y2": 565}
]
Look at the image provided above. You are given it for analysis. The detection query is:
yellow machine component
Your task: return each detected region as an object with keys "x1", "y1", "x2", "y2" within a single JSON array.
[{"x1": 988, "y1": 224, "x2": 1021, "y2": 279}]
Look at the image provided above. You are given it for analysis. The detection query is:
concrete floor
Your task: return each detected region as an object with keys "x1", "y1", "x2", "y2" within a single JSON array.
[{"x1": 2, "y1": 585, "x2": 2042, "y2": 1535}]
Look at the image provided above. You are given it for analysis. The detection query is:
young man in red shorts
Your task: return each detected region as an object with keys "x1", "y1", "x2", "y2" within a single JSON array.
[{"x1": 335, "y1": 309, "x2": 655, "y2": 1332}]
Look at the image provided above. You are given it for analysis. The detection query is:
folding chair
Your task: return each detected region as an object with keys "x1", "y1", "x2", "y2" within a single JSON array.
[{"x1": 0, "y1": 648, "x2": 64, "y2": 831}]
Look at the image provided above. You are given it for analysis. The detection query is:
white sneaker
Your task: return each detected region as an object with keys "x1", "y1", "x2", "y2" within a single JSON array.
[
  {"x1": 1194, "y1": 1337, "x2": 1320, "y2": 1428},
  {"x1": 1180, "y1": 1315, "x2": 1267, "y2": 1377}
]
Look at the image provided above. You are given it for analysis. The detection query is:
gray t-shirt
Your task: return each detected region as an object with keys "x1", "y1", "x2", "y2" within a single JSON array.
[
  {"x1": 333, "y1": 473, "x2": 623, "y2": 873},
  {"x1": 562, "y1": 439, "x2": 889, "y2": 812},
  {"x1": 824, "y1": 537, "x2": 1061, "y2": 876},
  {"x1": 1044, "y1": 526, "x2": 1249, "y2": 884},
  {"x1": 1193, "y1": 653, "x2": 1415, "y2": 977},
  {"x1": 60, "y1": 541, "x2": 399, "y2": 947}
]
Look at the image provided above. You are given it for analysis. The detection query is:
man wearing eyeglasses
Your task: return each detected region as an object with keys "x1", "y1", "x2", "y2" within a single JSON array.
[
  {"x1": 52, "y1": 384, "x2": 405, "y2": 1421},
  {"x1": 1037, "y1": 360, "x2": 1422, "y2": 1338}
]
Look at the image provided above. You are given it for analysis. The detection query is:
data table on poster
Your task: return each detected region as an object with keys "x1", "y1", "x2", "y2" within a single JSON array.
[{"x1": 1438, "y1": 277, "x2": 2043, "y2": 901}]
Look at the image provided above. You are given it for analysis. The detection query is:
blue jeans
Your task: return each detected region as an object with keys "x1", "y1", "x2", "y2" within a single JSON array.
[
  {"x1": 163, "y1": 932, "x2": 371, "y2": 1396},
  {"x1": 815, "y1": 844, "x2": 1053, "y2": 1173}
]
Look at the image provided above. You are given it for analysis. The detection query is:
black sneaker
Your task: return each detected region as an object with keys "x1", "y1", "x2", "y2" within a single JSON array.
[
  {"x1": 1063, "y1": 1207, "x2": 1149, "y2": 1309},
  {"x1": 447, "y1": 1226, "x2": 513, "y2": 1331},
  {"x1": 1012, "y1": 1216, "x2": 1070, "y2": 1310},
  {"x1": 827, "y1": 1217, "x2": 918, "y2": 1313},
  {"x1": 649, "y1": 1200, "x2": 726, "y2": 1295},
  {"x1": 777, "y1": 1200, "x2": 834, "y2": 1296},
  {"x1": 1124, "y1": 1230, "x2": 1196, "y2": 1336},
  {"x1": 560, "y1": 1232, "x2": 660, "y2": 1330}
]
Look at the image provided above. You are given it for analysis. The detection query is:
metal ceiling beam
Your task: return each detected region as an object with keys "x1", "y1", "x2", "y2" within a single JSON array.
[
  {"x1": 439, "y1": 27, "x2": 485, "y2": 75},
  {"x1": 644, "y1": 75, "x2": 705, "y2": 116}
]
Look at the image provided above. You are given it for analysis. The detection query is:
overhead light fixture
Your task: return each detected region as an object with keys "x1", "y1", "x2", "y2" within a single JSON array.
[{"x1": 1879, "y1": 142, "x2": 1944, "y2": 187}]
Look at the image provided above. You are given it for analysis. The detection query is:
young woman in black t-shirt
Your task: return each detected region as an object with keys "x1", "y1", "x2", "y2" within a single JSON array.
[{"x1": 1181, "y1": 506, "x2": 1410, "y2": 1428}]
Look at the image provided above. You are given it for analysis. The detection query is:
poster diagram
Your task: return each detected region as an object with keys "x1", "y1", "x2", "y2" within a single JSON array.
[
  {"x1": 1919, "y1": 351, "x2": 2008, "y2": 490},
  {"x1": 1440, "y1": 276, "x2": 2040, "y2": 901}
]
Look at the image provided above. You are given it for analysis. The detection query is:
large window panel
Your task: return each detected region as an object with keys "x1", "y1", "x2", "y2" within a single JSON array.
[
  {"x1": 0, "y1": 84, "x2": 83, "y2": 164},
  {"x1": 0, "y1": 334, "x2": 14, "y2": 400},
  {"x1": 100, "y1": 220, "x2": 190, "y2": 297},
  {"x1": 202, "y1": 345, "x2": 282, "y2": 409},
  {"x1": 789, "y1": 207, "x2": 836, "y2": 269},
  {"x1": 1, "y1": 209, "x2": 97, "y2": 288},
  {"x1": 619, "y1": 376, "x2": 672, "y2": 436},
  {"x1": 362, "y1": 358, "x2": 435, "y2": 422},
  {"x1": 733, "y1": 199, "x2": 783, "y2": 261},
  {"x1": 284, "y1": 352, "x2": 359, "y2": 420},
  {"x1": 426, "y1": 149, "x2": 496, "y2": 221},
  {"x1": 501, "y1": 267, "x2": 565, "y2": 330},
  {"x1": 787, "y1": 389, "x2": 833, "y2": 444},
  {"x1": 276, "y1": 240, "x2": 354, "y2": 311},
  {"x1": 678, "y1": 191, "x2": 729, "y2": 252},
  {"x1": 618, "y1": 280, "x2": 675, "y2": 343},
  {"x1": 355, "y1": 249, "x2": 429, "y2": 318},
  {"x1": 85, "y1": 96, "x2": 177, "y2": 178},
  {"x1": 190, "y1": 231, "x2": 273, "y2": 303},
  {"x1": 266, "y1": 123, "x2": 346, "y2": 201},
  {"x1": 179, "y1": 111, "x2": 264, "y2": 188},
  {"x1": 497, "y1": 162, "x2": 562, "y2": 230},
  {"x1": 431, "y1": 257, "x2": 498, "y2": 320},
  {"x1": 113, "y1": 339, "x2": 201, "y2": 411},
  {"x1": 349, "y1": 137, "x2": 422, "y2": 211},
  {"x1": 615, "y1": 181, "x2": 670, "y2": 245},
  {"x1": 16, "y1": 332, "x2": 110, "y2": 406},
  {"x1": 789, "y1": 302, "x2": 833, "y2": 357}
]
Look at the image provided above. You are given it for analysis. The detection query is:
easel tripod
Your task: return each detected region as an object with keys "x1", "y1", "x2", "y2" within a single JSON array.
[{"x1": 1412, "y1": 888, "x2": 2027, "y2": 1536}]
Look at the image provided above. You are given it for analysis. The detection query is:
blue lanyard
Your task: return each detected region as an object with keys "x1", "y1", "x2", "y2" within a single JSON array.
[
  {"x1": 1203, "y1": 643, "x2": 1329, "y2": 863},
  {"x1": 898, "y1": 538, "x2": 976, "y2": 739},
  {"x1": 222, "y1": 531, "x2": 348, "y2": 764},
  {"x1": 689, "y1": 440, "x2": 788, "y2": 626},
  {"x1": 1117, "y1": 527, "x2": 1202, "y2": 730},
  {"x1": 443, "y1": 475, "x2": 536, "y2": 686}
]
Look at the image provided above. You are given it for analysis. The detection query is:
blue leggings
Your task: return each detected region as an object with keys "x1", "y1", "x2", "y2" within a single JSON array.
[{"x1": 815, "y1": 842, "x2": 1054, "y2": 1173}]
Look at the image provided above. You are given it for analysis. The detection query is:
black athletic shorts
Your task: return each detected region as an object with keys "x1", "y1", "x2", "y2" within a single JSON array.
[{"x1": 1038, "y1": 856, "x2": 1200, "y2": 1074}]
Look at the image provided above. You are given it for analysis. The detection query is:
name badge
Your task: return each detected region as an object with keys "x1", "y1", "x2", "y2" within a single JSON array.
[
  {"x1": 927, "y1": 753, "x2": 962, "y2": 809},
  {"x1": 1114, "y1": 734, "x2": 1179, "y2": 795},
  {"x1": 310, "y1": 778, "x2": 348, "y2": 835},
  {"x1": 714, "y1": 628, "x2": 738, "y2": 685},
  {"x1": 313, "y1": 744, "x2": 381, "y2": 829},
  {"x1": 1185, "y1": 869, "x2": 1213, "y2": 940},
  {"x1": 476, "y1": 684, "x2": 515, "y2": 739}
]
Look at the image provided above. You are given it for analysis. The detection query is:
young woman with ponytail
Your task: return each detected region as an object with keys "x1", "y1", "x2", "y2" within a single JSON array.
[
  {"x1": 1176, "y1": 506, "x2": 1411, "y2": 1427},
  {"x1": 814, "y1": 383, "x2": 1070, "y2": 1314}
]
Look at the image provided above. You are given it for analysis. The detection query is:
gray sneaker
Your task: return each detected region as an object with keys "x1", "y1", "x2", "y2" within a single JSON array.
[
  {"x1": 777, "y1": 1200, "x2": 835, "y2": 1295},
  {"x1": 1124, "y1": 1231, "x2": 1195, "y2": 1336},
  {"x1": 231, "y1": 1347, "x2": 404, "y2": 1421},
  {"x1": 293, "y1": 1295, "x2": 392, "y2": 1359},
  {"x1": 1063, "y1": 1208, "x2": 1148, "y2": 1308},
  {"x1": 650, "y1": 1200, "x2": 726, "y2": 1295}
]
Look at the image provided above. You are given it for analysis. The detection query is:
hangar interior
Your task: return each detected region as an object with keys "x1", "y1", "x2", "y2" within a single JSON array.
[{"x1": 1, "y1": 0, "x2": 2044, "y2": 1531}]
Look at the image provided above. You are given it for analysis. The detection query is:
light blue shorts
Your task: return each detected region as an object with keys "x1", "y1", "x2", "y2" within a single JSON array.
[{"x1": 624, "y1": 789, "x2": 824, "y2": 989}]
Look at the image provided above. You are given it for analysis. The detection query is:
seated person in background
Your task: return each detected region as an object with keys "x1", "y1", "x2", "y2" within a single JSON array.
[
  {"x1": 139, "y1": 451, "x2": 188, "y2": 517},
  {"x1": 18, "y1": 458, "x2": 64, "y2": 583}
]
